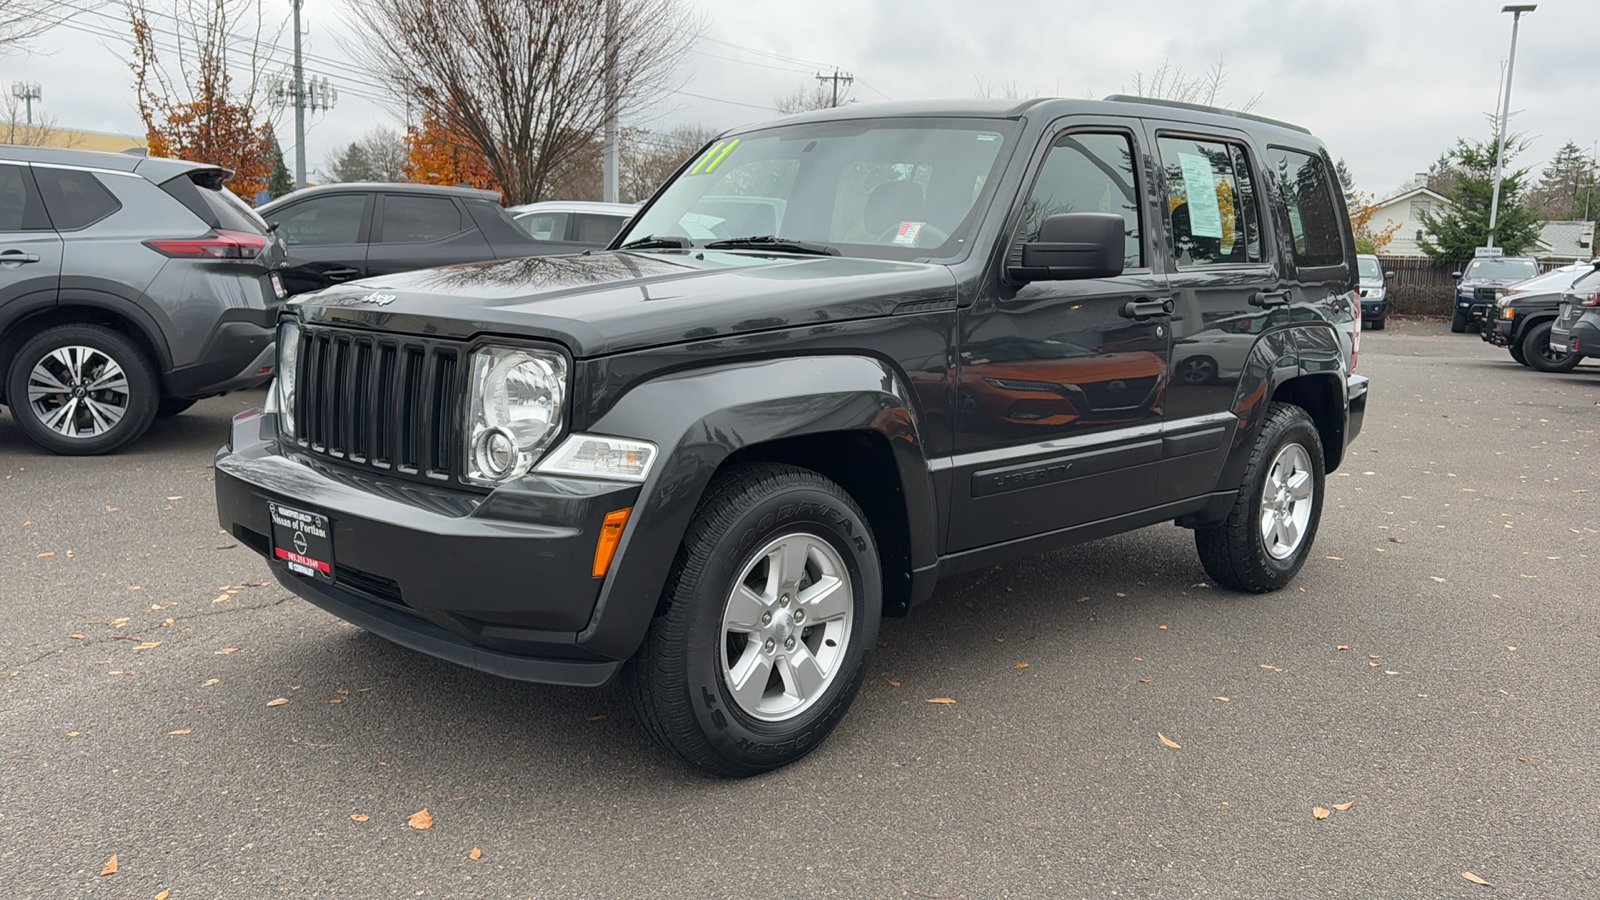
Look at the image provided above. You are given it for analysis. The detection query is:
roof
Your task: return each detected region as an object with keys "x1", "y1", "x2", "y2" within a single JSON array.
[
  {"x1": 1534, "y1": 220, "x2": 1595, "y2": 259},
  {"x1": 747, "y1": 97, "x2": 1321, "y2": 144},
  {"x1": 0, "y1": 144, "x2": 224, "y2": 184},
  {"x1": 261, "y1": 182, "x2": 503, "y2": 210},
  {"x1": 507, "y1": 200, "x2": 641, "y2": 216},
  {"x1": 1372, "y1": 185, "x2": 1453, "y2": 209}
]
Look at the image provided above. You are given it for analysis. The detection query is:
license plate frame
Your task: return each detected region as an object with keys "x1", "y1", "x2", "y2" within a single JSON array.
[{"x1": 269, "y1": 502, "x2": 334, "y2": 583}]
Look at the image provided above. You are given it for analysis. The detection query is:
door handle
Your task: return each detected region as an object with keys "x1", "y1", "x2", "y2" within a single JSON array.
[
  {"x1": 1251, "y1": 290, "x2": 1291, "y2": 307},
  {"x1": 1120, "y1": 297, "x2": 1174, "y2": 319},
  {"x1": 323, "y1": 266, "x2": 360, "y2": 280},
  {"x1": 0, "y1": 249, "x2": 41, "y2": 266}
]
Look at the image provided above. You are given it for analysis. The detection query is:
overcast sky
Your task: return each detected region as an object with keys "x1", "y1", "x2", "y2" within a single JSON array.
[{"x1": 10, "y1": 0, "x2": 1598, "y2": 201}]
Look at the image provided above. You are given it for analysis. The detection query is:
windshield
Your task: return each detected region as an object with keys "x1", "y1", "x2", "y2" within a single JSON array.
[
  {"x1": 1465, "y1": 258, "x2": 1539, "y2": 280},
  {"x1": 618, "y1": 118, "x2": 1017, "y2": 260},
  {"x1": 1357, "y1": 257, "x2": 1382, "y2": 280}
]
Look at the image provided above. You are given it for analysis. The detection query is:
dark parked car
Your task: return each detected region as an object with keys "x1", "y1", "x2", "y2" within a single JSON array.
[
  {"x1": 0, "y1": 146, "x2": 284, "y2": 455},
  {"x1": 1550, "y1": 261, "x2": 1600, "y2": 361},
  {"x1": 1451, "y1": 254, "x2": 1539, "y2": 333},
  {"x1": 1357, "y1": 253, "x2": 1391, "y2": 329},
  {"x1": 258, "y1": 183, "x2": 546, "y2": 297},
  {"x1": 1481, "y1": 261, "x2": 1591, "y2": 371},
  {"x1": 216, "y1": 97, "x2": 1367, "y2": 776}
]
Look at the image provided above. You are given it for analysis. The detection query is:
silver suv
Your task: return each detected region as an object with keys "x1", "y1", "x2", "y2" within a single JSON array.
[{"x1": 0, "y1": 146, "x2": 286, "y2": 454}]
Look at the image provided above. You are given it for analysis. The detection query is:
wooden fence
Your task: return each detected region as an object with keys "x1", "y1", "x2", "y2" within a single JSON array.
[{"x1": 1374, "y1": 256, "x2": 1564, "y2": 318}]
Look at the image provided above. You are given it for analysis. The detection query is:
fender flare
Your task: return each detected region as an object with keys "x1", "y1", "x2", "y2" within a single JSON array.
[{"x1": 573, "y1": 354, "x2": 938, "y2": 660}]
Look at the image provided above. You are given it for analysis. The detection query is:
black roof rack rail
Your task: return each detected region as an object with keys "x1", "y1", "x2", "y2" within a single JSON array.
[{"x1": 1101, "y1": 94, "x2": 1312, "y2": 135}]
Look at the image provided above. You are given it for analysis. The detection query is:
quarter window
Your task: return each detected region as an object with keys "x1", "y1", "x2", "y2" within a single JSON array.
[
  {"x1": 273, "y1": 195, "x2": 366, "y2": 246},
  {"x1": 1157, "y1": 137, "x2": 1262, "y2": 267},
  {"x1": 572, "y1": 212, "x2": 628, "y2": 244},
  {"x1": 1019, "y1": 132, "x2": 1143, "y2": 269},
  {"x1": 517, "y1": 211, "x2": 568, "y2": 241},
  {"x1": 1269, "y1": 148, "x2": 1346, "y2": 268},
  {"x1": 380, "y1": 195, "x2": 463, "y2": 243},
  {"x1": 0, "y1": 164, "x2": 50, "y2": 231},
  {"x1": 32, "y1": 166, "x2": 121, "y2": 231}
]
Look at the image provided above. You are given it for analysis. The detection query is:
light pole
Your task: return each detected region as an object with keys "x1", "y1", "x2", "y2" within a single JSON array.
[{"x1": 1486, "y1": 4, "x2": 1535, "y2": 250}]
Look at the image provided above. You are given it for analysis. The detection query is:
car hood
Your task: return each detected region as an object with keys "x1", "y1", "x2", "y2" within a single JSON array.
[{"x1": 290, "y1": 250, "x2": 957, "y2": 357}]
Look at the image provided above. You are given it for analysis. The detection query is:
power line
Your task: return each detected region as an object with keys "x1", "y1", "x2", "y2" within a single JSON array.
[{"x1": 668, "y1": 89, "x2": 776, "y2": 112}]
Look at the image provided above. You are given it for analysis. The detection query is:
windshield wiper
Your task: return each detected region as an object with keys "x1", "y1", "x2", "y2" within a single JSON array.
[
  {"x1": 617, "y1": 234, "x2": 692, "y2": 251},
  {"x1": 704, "y1": 235, "x2": 840, "y2": 257}
]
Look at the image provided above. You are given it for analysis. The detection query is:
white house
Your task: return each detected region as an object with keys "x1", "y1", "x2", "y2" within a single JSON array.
[{"x1": 1367, "y1": 186, "x2": 1453, "y2": 258}]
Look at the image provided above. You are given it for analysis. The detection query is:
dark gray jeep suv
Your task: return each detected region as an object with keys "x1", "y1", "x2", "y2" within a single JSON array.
[
  {"x1": 216, "y1": 97, "x2": 1368, "y2": 775},
  {"x1": 0, "y1": 146, "x2": 284, "y2": 454}
]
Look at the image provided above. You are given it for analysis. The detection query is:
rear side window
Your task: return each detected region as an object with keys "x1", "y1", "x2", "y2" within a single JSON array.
[
  {"x1": 0, "y1": 164, "x2": 51, "y2": 231},
  {"x1": 517, "y1": 211, "x2": 568, "y2": 241},
  {"x1": 1268, "y1": 148, "x2": 1345, "y2": 268},
  {"x1": 380, "y1": 195, "x2": 462, "y2": 243},
  {"x1": 32, "y1": 166, "x2": 121, "y2": 231},
  {"x1": 1019, "y1": 131, "x2": 1144, "y2": 269},
  {"x1": 1157, "y1": 136, "x2": 1262, "y2": 267},
  {"x1": 271, "y1": 195, "x2": 367, "y2": 246},
  {"x1": 572, "y1": 213, "x2": 627, "y2": 244}
]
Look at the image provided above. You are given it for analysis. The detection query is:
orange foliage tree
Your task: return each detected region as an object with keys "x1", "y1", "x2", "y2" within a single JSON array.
[
  {"x1": 403, "y1": 108, "x2": 501, "y2": 197},
  {"x1": 129, "y1": 2, "x2": 277, "y2": 201},
  {"x1": 1348, "y1": 192, "x2": 1402, "y2": 255}
]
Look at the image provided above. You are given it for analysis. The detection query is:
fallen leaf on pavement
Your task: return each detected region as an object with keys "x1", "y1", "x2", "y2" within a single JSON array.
[
  {"x1": 36, "y1": 552, "x2": 54, "y2": 558},
  {"x1": 1313, "y1": 807, "x2": 1331, "y2": 819},
  {"x1": 925, "y1": 697, "x2": 956, "y2": 704},
  {"x1": 585, "y1": 714, "x2": 605, "y2": 721},
  {"x1": 167, "y1": 730, "x2": 191, "y2": 736},
  {"x1": 886, "y1": 680, "x2": 901, "y2": 687},
  {"x1": 470, "y1": 847, "x2": 482, "y2": 860},
  {"x1": 70, "y1": 634, "x2": 85, "y2": 640},
  {"x1": 1158, "y1": 732, "x2": 1181, "y2": 749},
  {"x1": 266, "y1": 698, "x2": 290, "y2": 707},
  {"x1": 1324, "y1": 556, "x2": 1343, "y2": 561},
  {"x1": 1139, "y1": 679, "x2": 1151, "y2": 683},
  {"x1": 1015, "y1": 663, "x2": 1030, "y2": 669},
  {"x1": 1462, "y1": 872, "x2": 1492, "y2": 887},
  {"x1": 134, "y1": 642, "x2": 162, "y2": 650},
  {"x1": 1333, "y1": 801, "x2": 1355, "y2": 811},
  {"x1": 407, "y1": 809, "x2": 433, "y2": 830},
  {"x1": 993, "y1": 637, "x2": 1005, "y2": 643},
  {"x1": 100, "y1": 855, "x2": 118, "y2": 876},
  {"x1": 351, "y1": 814, "x2": 369, "y2": 822},
  {"x1": 875, "y1": 640, "x2": 887, "y2": 648},
  {"x1": 1507, "y1": 646, "x2": 1517, "y2": 652},
  {"x1": 215, "y1": 648, "x2": 238, "y2": 655},
  {"x1": 1214, "y1": 696, "x2": 1230, "y2": 702},
  {"x1": 212, "y1": 594, "x2": 230, "y2": 604},
  {"x1": 1336, "y1": 645, "x2": 1349, "y2": 651},
  {"x1": 166, "y1": 496, "x2": 182, "y2": 501},
  {"x1": 156, "y1": 891, "x2": 170, "y2": 900},
  {"x1": 1430, "y1": 576, "x2": 1447, "y2": 583}
]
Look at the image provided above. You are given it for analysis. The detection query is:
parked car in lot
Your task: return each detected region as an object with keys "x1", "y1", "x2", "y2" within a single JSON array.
[
  {"x1": 1357, "y1": 253, "x2": 1391, "y2": 329},
  {"x1": 217, "y1": 96, "x2": 1367, "y2": 776},
  {"x1": 506, "y1": 200, "x2": 638, "y2": 254},
  {"x1": 0, "y1": 146, "x2": 284, "y2": 455},
  {"x1": 1451, "y1": 255, "x2": 1540, "y2": 333},
  {"x1": 1550, "y1": 261, "x2": 1600, "y2": 361},
  {"x1": 257, "y1": 183, "x2": 547, "y2": 297},
  {"x1": 1482, "y1": 261, "x2": 1592, "y2": 371}
]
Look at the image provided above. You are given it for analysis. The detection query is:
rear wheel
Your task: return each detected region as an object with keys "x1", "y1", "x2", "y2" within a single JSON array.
[
  {"x1": 1195, "y1": 403, "x2": 1325, "y2": 593},
  {"x1": 626, "y1": 463, "x2": 881, "y2": 776},
  {"x1": 1522, "y1": 319, "x2": 1580, "y2": 373},
  {"x1": 5, "y1": 324, "x2": 158, "y2": 455}
]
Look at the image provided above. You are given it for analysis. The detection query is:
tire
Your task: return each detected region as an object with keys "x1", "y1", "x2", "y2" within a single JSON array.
[
  {"x1": 1176, "y1": 355, "x2": 1218, "y2": 384},
  {"x1": 1509, "y1": 342, "x2": 1529, "y2": 366},
  {"x1": 1194, "y1": 402, "x2": 1325, "y2": 593},
  {"x1": 4, "y1": 324, "x2": 158, "y2": 455},
  {"x1": 1450, "y1": 311, "x2": 1468, "y2": 333},
  {"x1": 1367, "y1": 316, "x2": 1385, "y2": 331},
  {"x1": 1522, "y1": 319, "x2": 1581, "y2": 374},
  {"x1": 156, "y1": 397, "x2": 198, "y2": 418},
  {"x1": 625, "y1": 463, "x2": 881, "y2": 777}
]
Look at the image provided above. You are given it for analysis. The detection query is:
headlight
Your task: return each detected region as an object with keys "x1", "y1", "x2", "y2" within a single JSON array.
[
  {"x1": 276, "y1": 321, "x2": 300, "y2": 439},
  {"x1": 536, "y1": 435, "x2": 657, "y2": 482},
  {"x1": 465, "y1": 346, "x2": 567, "y2": 484}
]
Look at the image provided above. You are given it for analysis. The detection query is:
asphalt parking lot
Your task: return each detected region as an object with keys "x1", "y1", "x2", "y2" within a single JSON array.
[{"x1": 2, "y1": 328, "x2": 1597, "y2": 899}]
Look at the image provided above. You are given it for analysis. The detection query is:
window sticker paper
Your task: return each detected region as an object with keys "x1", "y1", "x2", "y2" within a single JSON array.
[
  {"x1": 893, "y1": 221, "x2": 925, "y2": 246},
  {"x1": 1178, "y1": 152, "x2": 1224, "y2": 239}
]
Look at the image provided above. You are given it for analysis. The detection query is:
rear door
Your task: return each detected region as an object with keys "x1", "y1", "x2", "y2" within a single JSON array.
[
  {"x1": 948, "y1": 118, "x2": 1172, "y2": 551},
  {"x1": 1263, "y1": 145, "x2": 1357, "y2": 370},
  {"x1": 265, "y1": 192, "x2": 372, "y2": 296},
  {"x1": 0, "y1": 162, "x2": 61, "y2": 336},
  {"x1": 366, "y1": 193, "x2": 493, "y2": 276}
]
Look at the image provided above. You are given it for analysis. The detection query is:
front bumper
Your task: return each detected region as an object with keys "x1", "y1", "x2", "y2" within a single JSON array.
[
  {"x1": 215, "y1": 410, "x2": 641, "y2": 686},
  {"x1": 1482, "y1": 314, "x2": 1514, "y2": 347},
  {"x1": 1359, "y1": 298, "x2": 1388, "y2": 320}
]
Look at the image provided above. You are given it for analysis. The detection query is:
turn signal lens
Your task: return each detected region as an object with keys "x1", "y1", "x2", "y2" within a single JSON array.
[{"x1": 592, "y1": 507, "x2": 632, "y2": 578}]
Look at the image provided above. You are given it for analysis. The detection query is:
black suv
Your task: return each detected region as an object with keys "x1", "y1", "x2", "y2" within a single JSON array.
[
  {"x1": 1481, "y1": 262, "x2": 1591, "y2": 372},
  {"x1": 215, "y1": 98, "x2": 1368, "y2": 775},
  {"x1": 0, "y1": 146, "x2": 284, "y2": 455},
  {"x1": 1451, "y1": 254, "x2": 1540, "y2": 333}
]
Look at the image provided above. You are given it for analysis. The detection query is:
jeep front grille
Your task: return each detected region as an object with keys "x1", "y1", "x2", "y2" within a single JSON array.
[{"x1": 290, "y1": 326, "x2": 462, "y2": 483}]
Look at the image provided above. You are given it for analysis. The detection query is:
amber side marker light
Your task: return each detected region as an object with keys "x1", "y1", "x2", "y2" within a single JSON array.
[{"x1": 592, "y1": 508, "x2": 633, "y2": 577}]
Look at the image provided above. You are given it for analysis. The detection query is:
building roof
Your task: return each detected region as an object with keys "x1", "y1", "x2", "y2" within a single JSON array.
[
  {"x1": 1371, "y1": 185, "x2": 1453, "y2": 211},
  {"x1": 1534, "y1": 220, "x2": 1596, "y2": 260}
]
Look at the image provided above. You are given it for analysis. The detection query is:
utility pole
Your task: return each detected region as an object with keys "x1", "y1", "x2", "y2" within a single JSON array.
[
  {"x1": 10, "y1": 82, "x2": 40, "y2": 125},
  {"x1": 815, "y1": 69, "x2": 853, "y2": 108},
  {"x1": 602, "y1": 0, "x2": 618, "y2": 203},
  {"x1": 292, "y1": 0, "x2": 306, "y2": 189},
  {"x1": 1487, "y1": 4, "x2": 1536, "y2": 249}
]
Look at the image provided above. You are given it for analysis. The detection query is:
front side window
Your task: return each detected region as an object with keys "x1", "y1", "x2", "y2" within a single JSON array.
[
  {"x1": 1157, "y1": 136, "x2": 1262, "y2": 267},
  {"x1": 273, "y1": 195, "x2": 366, "y2": 246},
  {"x1": 1017, "y1": 131, "x2": 1143, "y2": 269},
  {"x1": 1269, "y1": 148, "x2": 1346, "y2": 268},
  {"x1": 381, "y1": 195, "x2": 462, "y2": 243},
  {"x1": 0, "y1": 164, "x2": 50, "y2": 231},
  {"x1": 32, "y1": 166, "x2": 121, "y2": 231},
  {"x1": 618, "y1": 119, "x2": 1016, "y2": 260}
]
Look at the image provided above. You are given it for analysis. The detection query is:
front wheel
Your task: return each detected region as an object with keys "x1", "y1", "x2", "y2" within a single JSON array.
[
  {"x1": 1509, "y1": 341, "x2": 1529, "y2": 366},
  {"x1": 1450, "y1": 311, "x2": 1468, "y2": 333},
  {"x1": 626, "y1": 463, "x2": 881, "y2": 776},
  {"x1": 5, "y1": 324, "x2": 158, "y2": 455},
  {"x1": 1367, "y1": 316, "x2": 1385, "y2": 331},
  {"x1": 1194, "y1": 402, "x2": 1325, "y2": 593},
  {"x1": 1522, "y1": 320, "x2": 1580, "y2": 373}
]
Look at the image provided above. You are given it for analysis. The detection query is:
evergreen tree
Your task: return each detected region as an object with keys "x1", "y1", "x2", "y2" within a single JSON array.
[
  {"x1": 1334, "y1": 157, "x2": 1358, "y2": 209},
  {"x1": 1531, "y1": 141, "x2": 1597, "y2": 221},
  {"x1": 267, "y1": 131, "x2": 293, "y2": 198},
  {"x1": 1417, "y1": 135, "x2": 1543, "y2": 264}
]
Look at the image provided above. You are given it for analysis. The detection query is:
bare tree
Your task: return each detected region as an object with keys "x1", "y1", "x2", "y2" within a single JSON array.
[
  {"x1": 0, "y1": 92, "x2": 73, "y2": 146},
  {"x1": 346, "y1": 0, "x2": 701, "y2": 205},
  {"x1": 972, "y1": 76, "x2": 1021, "y2": 100},
  {"x1": 0, "y1": 0, "x2": 103, "y2": 52},
  {"x1": 321, "y1": 127, "x2": 407, "y2": 183},
  {"x1": 622, "y1": 123, "x2": 717, "y2": 202},
  {"x1": 774, "y1": 80, "x2": 850, "y2": 115},
  {"x1": 1125, "y1": 56, "x2": 1261, "y2": 112}
]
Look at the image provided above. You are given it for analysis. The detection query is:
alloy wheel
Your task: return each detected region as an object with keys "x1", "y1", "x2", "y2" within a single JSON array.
[
  {"x1": 1259, "y1": 443, "x2": 1314, "y2": 560},
  {"x1": 26, "y1": 345, "x2": 131, "y2": 438}
]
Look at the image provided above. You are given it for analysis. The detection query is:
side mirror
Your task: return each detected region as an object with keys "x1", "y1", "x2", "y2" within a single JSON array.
[
  {"x1": 1384, "y1": 270, "x2": 1395, "y2": 280},
  {"x1": 1451, "y1": 271, "x2": 1462, "y2": 280},
  {"x1": 1011, "y1": 213, "x2": 1126, "y2": 282}
]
